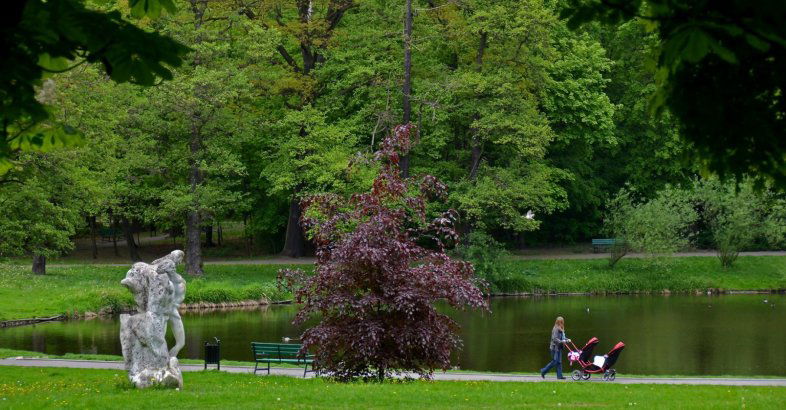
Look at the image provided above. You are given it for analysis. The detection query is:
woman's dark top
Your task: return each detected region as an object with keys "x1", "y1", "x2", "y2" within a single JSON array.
[{"x1": 549, "y1": 325, "x2": 565, "y2": 351}]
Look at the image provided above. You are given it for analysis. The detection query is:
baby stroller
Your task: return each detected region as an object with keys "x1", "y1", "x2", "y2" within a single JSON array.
[{"x1": 564, "y1": 337, "x2": 625, "y2": 381}]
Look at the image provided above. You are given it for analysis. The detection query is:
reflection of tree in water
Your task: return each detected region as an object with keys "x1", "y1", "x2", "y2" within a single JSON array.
[{"x1": 31, "y1": 332, "x2": 46, "y2": 353}]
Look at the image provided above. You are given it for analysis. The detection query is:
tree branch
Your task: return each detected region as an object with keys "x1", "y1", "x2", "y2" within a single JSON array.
[
  {"x1": 277, "y1": 45, "x2": 302, "y2": 73},
  {"x1": 326, "y1": 1, "x2": 356, "y2": 32}
]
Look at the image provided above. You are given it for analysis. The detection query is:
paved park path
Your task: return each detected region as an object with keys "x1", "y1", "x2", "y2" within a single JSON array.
[{"x1": 2, "y1": 358, "x2": 785, "y2": 387}]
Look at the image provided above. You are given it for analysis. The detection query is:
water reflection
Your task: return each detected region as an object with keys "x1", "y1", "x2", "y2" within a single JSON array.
[{"x1": 1, "y1": 295, "x2": 783, "y2": 376}]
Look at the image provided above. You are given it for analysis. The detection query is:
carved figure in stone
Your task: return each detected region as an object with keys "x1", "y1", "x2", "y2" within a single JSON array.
[
  {"x1": 152, "y1": 250, "x2": 186, "y2": 357},
  {"x1": 120, "y1": 250, "x2": 186, "y2": 388}
]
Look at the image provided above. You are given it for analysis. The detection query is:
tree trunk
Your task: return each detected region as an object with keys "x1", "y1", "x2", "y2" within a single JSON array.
[
  {"x1": 32, "y1": 254, "x2": 46, "y2": 275},
  {"x1": 205, "y1": 224, "x2": 215, "y2": 247},
  {"x1": 184, "y1": 0, "x2": 207, "y2": 277},
  {"x1": 186, "y1": 211, "x2": 203, "y2": 275},
  {"x1": 88, "y1": 215, "x2": 98, "y2": 259},
  {"x1": 122, "y1": 218, "x2": 141, "y2": 262},
  {"x1": 469, "y1": 31, "x2": 487, "y2": 181},
  {"x1": 282, "y1": 195, "x2": 305, "y2": 257},
  {"x1": 186, "y1": 121, "x2": 204, "y2": 275},
  {"x1": 111, "y1": 216, "x2": 119, "y2": 257},
  {"x1": 400, "y1": 0, "x2": 414, "y2": 178},
  {"x1": 217, "y1": 221, "x2": 223, "y2": 246}
]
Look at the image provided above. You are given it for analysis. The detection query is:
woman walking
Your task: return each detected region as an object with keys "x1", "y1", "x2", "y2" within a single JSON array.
[{"x1": 540, "y1": 316, "x2": 570, "y2": 379}]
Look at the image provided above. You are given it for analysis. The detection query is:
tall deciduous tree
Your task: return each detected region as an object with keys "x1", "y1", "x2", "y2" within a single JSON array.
[
  {"x1": 125, "y1": 0, "x2": 254, "y2": 274},
  {"x1": 0, "y1": 152, "x2": 85, "y2": 274},
  {"x1": 399, "y1": 0, "x2": 414, "y2": 178},
  {"x1": 240, "y1": 0, "x2": 357, "y2": 257}
]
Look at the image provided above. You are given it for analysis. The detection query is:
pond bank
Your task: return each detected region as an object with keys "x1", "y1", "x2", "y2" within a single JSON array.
[{"x1": 1, "y1": 255, "x2": 784, "y2": 323}]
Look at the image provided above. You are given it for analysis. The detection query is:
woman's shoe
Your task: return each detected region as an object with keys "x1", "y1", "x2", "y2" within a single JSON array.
[
  {"x1": 540, "y1": 372, "x2": 545, "y2": 379},
  {"x1": 557, "y1": 377, "x2": 567, "y2": 380}
]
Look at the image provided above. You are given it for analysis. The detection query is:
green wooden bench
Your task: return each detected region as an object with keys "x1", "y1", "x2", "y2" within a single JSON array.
[
  {"x1": 592, "y1": 238, "x2": 624, "y2": 253},
  {"x1": 251, "y1": 342, "x2": 316, "y2": 377}
]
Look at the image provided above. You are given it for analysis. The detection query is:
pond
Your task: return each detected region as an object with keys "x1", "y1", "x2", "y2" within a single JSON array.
[{"x1": 1, "y1": 294, "x2": 784, "y2": 376}]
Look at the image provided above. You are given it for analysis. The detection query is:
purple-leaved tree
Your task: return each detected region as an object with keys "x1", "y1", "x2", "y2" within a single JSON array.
[{"x1": 280, "y1": 124, "x2": 488, "y2": 381}]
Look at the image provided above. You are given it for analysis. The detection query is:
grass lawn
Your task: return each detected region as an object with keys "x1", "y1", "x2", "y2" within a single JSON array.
[
  {"x1": 1, "y1": 256, "x2": 785, "y2": 321},
  {"x1": 0, "y1": 367, "x2": 784, "y2": 409},
  {"x1": 0, "y1": 264, "x2": 299, "y2": 321},
  {"x1": 490, "y1": 255, "x2": 786, "y2": 294}
]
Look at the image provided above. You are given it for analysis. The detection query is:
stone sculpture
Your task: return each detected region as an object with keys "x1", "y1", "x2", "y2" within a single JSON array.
[{"x1": 120, "y1": 250, "x2": 186, "y2": 388}]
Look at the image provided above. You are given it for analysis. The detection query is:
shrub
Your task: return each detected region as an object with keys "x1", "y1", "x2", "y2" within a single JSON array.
[
  {"x1": 607, "y1": 178, "x2": 786, "y2": 268},
  {"x1": 605, "y1": 187, "x2": 697, "y2": 259},
  {"x1": 694, "y1": 179, "x2": 765, "y2": 267},
  {"x1": 453, "y1": 230, "x2": 507, "y2": 287},
  {"x1": 280, "y1": 125, "x2": 488, "y2": 381}
]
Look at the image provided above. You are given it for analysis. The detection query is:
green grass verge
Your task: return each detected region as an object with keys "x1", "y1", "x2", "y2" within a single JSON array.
[
  {"x1": 0, "y1": 367, "x2": 784, "y2": 409},
  {"x1": 0, "y1": 264, "x2": 300, "y2": 321},
  {"x1": 487, "y1": 255, "x2": 786, "y2": 294}
]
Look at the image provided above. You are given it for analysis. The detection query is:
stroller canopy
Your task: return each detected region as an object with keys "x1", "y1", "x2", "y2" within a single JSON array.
[
  {"x1": 579, "y1": 337, "x2": 600, "y2": 363},
  {"x1": 603, "y1": 341, "x2": 625, "y2": 369}
]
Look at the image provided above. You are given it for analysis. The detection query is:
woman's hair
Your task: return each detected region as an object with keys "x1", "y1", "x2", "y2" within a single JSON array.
[{"x1": 554, "y1": 316, "x2": 565, "y2": 330}]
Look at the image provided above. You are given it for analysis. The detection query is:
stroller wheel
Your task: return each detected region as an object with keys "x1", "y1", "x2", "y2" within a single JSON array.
[
  {"x1": 571, "y1": 370, "x2": 582, "y2": 381},
  {"x1": 581, "y1": 371, "x2": 590, "y2": 380},
  {"x1": 609, "y1": 370, "x2": 617, "y2": 381},
  {"x1": 602, "y1": 371, "x2": 610, "y2": 381}
]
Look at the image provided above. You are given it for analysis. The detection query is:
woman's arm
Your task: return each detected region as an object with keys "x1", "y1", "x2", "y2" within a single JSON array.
[{"x1": 551, "y1": 328, "x2": 562, "y2": 345}]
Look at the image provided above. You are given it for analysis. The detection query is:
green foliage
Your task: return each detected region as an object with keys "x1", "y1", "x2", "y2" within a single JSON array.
[
  {"x1": 607, "y1": 178, "x2": 786, "y2": 267},
  {"x1": 9, "y1": 0, "x2": 777, "y2": 256},
  {"x1": 0, "y1": 0, "x2": 187, "y2": 170},
  {"x1": 561, "y1": 0, "x2": 786, "y2": 188},
  {"x1": 129, "y1": 0, "x2": 176, "y2": 19},
  {"x1": 451, "y1": 165, "x2": 568, "y2": 234},
  {"x1": 453, "y1": 231, "x2": 508, "y2": 287},
  {"x1": 606, "y1": 186, "x2": 697, "y2": 256},
  {"x1": 261, "y1": 106, "x2": 365, "y2": 196},
  {"x1": 692, "y1": 179, "x2": 784, "y2": 267},
  {"x1": 0, "y1": 152, "x2": 86, "y2": 264}
]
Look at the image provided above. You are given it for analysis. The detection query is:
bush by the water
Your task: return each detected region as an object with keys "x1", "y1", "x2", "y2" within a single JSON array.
[{"x1": 606, "y1": 178, "x2": 786, "y2": 267}]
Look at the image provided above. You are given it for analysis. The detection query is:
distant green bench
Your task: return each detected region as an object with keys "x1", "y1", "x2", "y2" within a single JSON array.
[
  {"x1": 251, "y1": 342, "x2": 316, "y2": 377},
  {"x1": 592, "y1": 238, "x2": 624, "y2": 253}
]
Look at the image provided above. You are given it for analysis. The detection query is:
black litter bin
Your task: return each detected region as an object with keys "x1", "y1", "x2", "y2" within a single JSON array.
[{"x1": 204, "y1": 337, "x2": 221, "y2": 370}]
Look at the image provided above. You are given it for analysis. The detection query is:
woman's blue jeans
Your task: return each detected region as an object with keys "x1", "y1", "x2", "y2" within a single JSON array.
[{"x1": 540, "y1": 348, "x2": 563, "y2": 378}]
